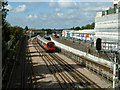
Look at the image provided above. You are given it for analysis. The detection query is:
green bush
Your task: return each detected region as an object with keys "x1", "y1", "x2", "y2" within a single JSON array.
[
  {"x1": 8, "y1": 48, "x2": 14, "y2": 53},
  {"x1": 10, "y1": 35, "x2": 14, "y2": 39}
]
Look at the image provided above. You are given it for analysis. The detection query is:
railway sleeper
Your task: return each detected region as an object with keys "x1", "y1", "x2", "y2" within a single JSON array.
[
  {"x1": 61, "y1": 49, "x2": 113, "y2": 82},
  {"x1": 82, "y1": 62, "x2": 112, "y2": 81}
]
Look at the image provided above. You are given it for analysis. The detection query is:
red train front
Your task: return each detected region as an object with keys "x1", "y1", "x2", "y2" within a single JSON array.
[
  {"x1": 37, "y1": 35, "x2": 55, "y2": 52},
  {"x1": 46, "y1": 41, "x2": 55, "y2": 51}
]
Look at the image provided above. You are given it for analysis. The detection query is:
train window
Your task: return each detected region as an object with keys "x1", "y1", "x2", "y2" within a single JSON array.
[
  {"x1": 52, "y1": 43, "x2": 54, "y2": 48},
  {"x1": 47, "y1": 42, "x2": 54, "y2": 48},
  {"x1": 47, "y1": 43, "x2": 49, "y2": 48},
  {"x1": 49, "y1": 43, "x2": 53, "y2": 48}
]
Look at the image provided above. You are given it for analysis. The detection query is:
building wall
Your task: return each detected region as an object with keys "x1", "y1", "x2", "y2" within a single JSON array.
[
  {"x1": 119, "y1": 1, "x2": 120, "y2": 7},
  {"x1": 62, "y1": 30, "x2": 95, "y2": 41},
  {"x1": 95, "y1": 13, "x2": 119, "y2": 51},
  {"x1": 113, "y1": 0, "x2": 120, "y2": 7}
]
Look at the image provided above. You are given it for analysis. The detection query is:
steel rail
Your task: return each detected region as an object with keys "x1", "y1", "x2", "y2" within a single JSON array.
[
  {"x1": 35, "y1": 37, "x2": 85, "y2": 88},
  {"x1": 26, "y1": 47, "x2": 38, "y2": 88},
  {"x1": 49, "y1": 53, "x2": 92, "y2": 88},
  {"x1": 50, "y1": 53, "x2": 87, "y2": 88},
  {"x1": 34, "y1": 38, "x2": 81, "y2": 89},
  {"x1": 32, "y1": 38, "x2": 64, "y2": 89},
  {"x1": 34, "y1": 38, "x2": 73, "y2": 89},
  {"x1": 35, "y1": 37, "x2": 101, "y2": 89},
  {"x1": 45, "y1": 55, "x2": 76, "y2": 88},
  {"x1": 51, "y1": 53, "x2": 102, "y2": 89}
]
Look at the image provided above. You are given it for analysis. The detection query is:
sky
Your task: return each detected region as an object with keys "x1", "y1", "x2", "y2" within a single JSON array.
[{"x1": 6, "y1": 1, "x2": 112, "y2": 29}]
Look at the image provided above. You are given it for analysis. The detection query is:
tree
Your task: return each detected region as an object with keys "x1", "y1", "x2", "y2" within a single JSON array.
[
  {"x1": 71, "y1": 27, "x2": 75, "y2": 30},
  {"x1": 80, "y1": 22, "x2": 95, "y2": 30},
  {"x1": 75, "y1": 26, "x2": 80, "y2": 30},
  {"x1": 41, "y1": 28, "x2": 45, "y2": 31},
  {"x1": 91, "y1": 22, "x2": 95, "y2": 29},
  {"x1": 2, "y1": 1, "x2": 9, "y2": 48},
  {"x1": 2, "y1": 1, "x2": 9, "y2": 29},
  {"x1": 25, "y1": 26, "x2": 28, "y2": 31},
  {"x1": 46, "y1": 29, "x2": 52, "y2": 35},
  {"x1": 81, "y1": 26, "x2": 85, "y2": 30}
]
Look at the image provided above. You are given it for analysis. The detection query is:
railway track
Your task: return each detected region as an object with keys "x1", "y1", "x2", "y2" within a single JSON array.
[
  {"x1": 49, "y1": 53, "x2": 101, "y2": 88},
  {"x1": 61, "y1": 49, "x2": 114, "y2": 82},
  {"x1": 32, "y1": 37, "x2": 101, "y2": 89},
  {"x1": 24, "y1": 47, "x2": 38, "y2": 88},
  {"x1": 33, "y1": 38, "x2": 74, "y2": 89},
  {"x1": 53, "y1": 37, "x2": 119, "y2": 83},
  {"x1": 25, "y1": 39, "x2": 44, "y2": 88}
]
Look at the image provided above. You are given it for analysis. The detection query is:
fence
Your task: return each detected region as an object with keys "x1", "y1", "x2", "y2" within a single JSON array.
[{"x1": 61, "y1": 49, "x2": 113, "y2": 82}]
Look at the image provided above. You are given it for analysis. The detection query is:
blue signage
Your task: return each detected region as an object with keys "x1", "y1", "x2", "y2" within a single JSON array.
[
  {"x1": 72, "y1": 33, "x2": 74, "y2": 36},
  {"x1": 67, "y1": 32, "x2": 69, "y2": 37},
  {"x1": 81, "y1": 34, "x2": 84, "y2": 37}
]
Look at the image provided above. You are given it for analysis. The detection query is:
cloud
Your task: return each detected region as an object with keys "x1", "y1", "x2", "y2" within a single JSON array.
[
  {"x1": 58, "y1": 0, "x2": 77, "y2": 8},
  {"x1": 7, "y1": 2, "x2": 112, "y2": 29},
  {"x1": 55, "y1": 8, "x2": 61, "y2": 12},
  {"x1": 77, "y1": 2, "x2": 111, "y2": 12},
  {"x1": 49, "y1": 0, "x2": 56, "y2": 7},
  {"x1": 66, "y1": 9, "x2": 73, "y2": 14},
  {"x1": 27, "y1": 14, "x2": 38, "y2": 19},
  {"x1": 27, "y1": 15, "x2": 32, "y2": 19},
  {"x1": 5, "y1": 4, "x2": 27, "y2": 13},
  {"x1": 49, "y1": 0, "x2": 78, "y2": 8},
  {"x1": 7, "y1": 0, "x2": 113, "y2": 2},
  {"x1": 57, "y1": 13, "x2": 64, "y2": 16},
  {"x1": 13, "y1": 5, "x2": 26, "y2": 12}
]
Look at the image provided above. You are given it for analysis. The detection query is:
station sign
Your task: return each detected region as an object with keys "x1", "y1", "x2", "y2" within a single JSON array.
[
  {"x1": 67, "y1": 32, "x2": 69, "y2": 37},
  {"x1": 72, "y1": 33, "x2": 74, "y2": 36},
  {"x1": 81, "y1": 33, "x2": 84, "y2": 37}
]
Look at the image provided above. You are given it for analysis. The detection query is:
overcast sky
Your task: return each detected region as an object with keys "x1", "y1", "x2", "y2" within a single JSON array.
[{"x1": 6, "y1": 1, "x2": 112, "y2": 29}]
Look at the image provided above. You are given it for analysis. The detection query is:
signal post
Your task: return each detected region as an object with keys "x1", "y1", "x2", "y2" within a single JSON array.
[{"x1": 96, "y1": 38, "x2": 120, "y2": 89}]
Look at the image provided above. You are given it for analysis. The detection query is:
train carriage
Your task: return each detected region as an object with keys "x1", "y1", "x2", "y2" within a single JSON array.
[
  {"x1": 37, "y1": 35, "x2": 55, "y2": 51},
  {"x1": 44, "y1": 35, "x2": 51, "y2": 40}
]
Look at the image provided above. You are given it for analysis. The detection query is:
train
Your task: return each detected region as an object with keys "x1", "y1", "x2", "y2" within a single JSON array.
[
  {"x1": 53, "y1": 34, "x2": 59, "y2": 38},
  {"x1": 44, "y1": 35, "x2": 51, "y2": 40},
  {"x1": 37, "y1": 35, "x2": 55, "y2": 52}
]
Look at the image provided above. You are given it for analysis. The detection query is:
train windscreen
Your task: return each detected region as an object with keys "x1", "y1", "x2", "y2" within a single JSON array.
[{"x1": 47, "y1": 42, "x2": 54, "y2": 48}]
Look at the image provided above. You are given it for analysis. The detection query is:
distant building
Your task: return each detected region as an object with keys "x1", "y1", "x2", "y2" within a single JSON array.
[
  {"x1": 62, "y1": 30, "x2": 73, "y2": 37},
  {"x1": 26, "y1": 29, "x2": 37, "y2": 37},
  {"x1": 62, "y1": 30, "x2": 95, "y2": 41}
]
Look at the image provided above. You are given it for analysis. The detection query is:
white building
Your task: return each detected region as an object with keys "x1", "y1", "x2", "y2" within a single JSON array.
[
  {"x1": 94, "y1": 0, "x2": 120, "y2": 51},
  {"x1": 62, "y1": 30, "x2": 74, "y2": 37},
  {"x1": 62, "y1": 30, "x2": 95, "y2": 41}
]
